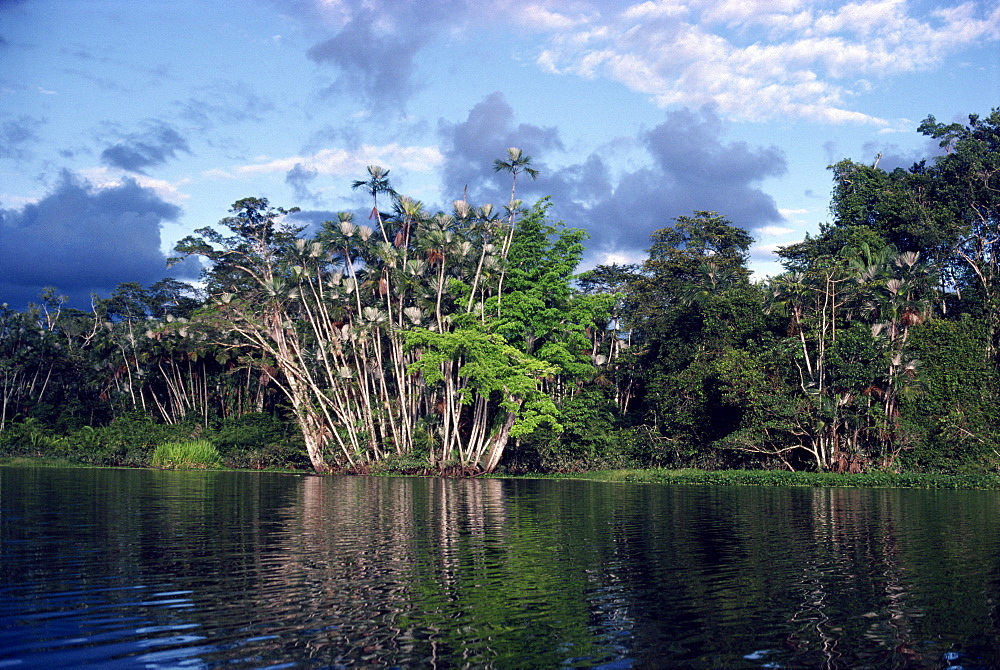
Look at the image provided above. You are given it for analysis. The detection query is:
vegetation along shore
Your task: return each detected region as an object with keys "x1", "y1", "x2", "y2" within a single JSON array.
[{"x1": 2, "y1": 110, "x2": 999, "y2": 478}]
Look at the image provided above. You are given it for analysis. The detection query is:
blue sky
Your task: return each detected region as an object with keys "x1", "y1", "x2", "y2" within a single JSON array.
[{"x1": 2, "y1": 0, "x2": 998, "y2": 309}]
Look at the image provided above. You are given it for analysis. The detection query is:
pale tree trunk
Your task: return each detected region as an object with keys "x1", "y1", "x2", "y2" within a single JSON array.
[
  {"x1": 480, "y1": 413, "x2": 516, "y2": 473},
  {"x1": 480, "y1": 398, "x2": 523, "y2": 472},
  {"x1": 295, "y1": 402, "x2": 332, "y2": 474}
]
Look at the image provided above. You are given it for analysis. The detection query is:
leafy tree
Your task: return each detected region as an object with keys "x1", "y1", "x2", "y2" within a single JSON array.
[
  {"x1": 622, "y1": 211, "x2": 767, "y2": 463},
  {"x1": 899, "y1": 317, "x2": 1000, "y2": 471},
  {"x1": 918, "y1": 110, "x2": 1000, "y2": 354},
  {"x1": 170, "y1": 157, "x2": 579, "y2": 473}
]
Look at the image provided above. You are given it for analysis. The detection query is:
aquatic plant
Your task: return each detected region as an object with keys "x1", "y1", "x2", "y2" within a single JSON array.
[{"x1": 151, "y1": 439, "x2": 221, "y2": 469}]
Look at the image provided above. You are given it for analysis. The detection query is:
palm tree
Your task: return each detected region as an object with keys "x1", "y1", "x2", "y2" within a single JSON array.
[
  {"x1": 492, "y1": 148, "x2": 539, "y2": 312},
  {"x1": 352, "y1": 165, "x2": 397, "y2": 245}
]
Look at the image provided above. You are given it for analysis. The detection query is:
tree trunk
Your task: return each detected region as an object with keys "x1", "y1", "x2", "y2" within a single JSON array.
[
  {"x1": 296, "y1": 405, "x2": 332, "y2": 474},
  {"x1": 480, "y1": 401, "x2": 521, "y2": 472}
]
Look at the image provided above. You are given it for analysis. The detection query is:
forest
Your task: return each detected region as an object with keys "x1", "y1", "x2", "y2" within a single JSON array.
[{"x1": 2, "y1": 110, "x2": 998, "y2": 476}]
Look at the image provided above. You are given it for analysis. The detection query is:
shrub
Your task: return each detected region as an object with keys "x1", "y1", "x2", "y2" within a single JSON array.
[
  {"x1": 209, "y1": 412, "x2": 308, "y2": 469},
  {"x1": 151, "y1": 439, "x2": 221, "y2": 469}
]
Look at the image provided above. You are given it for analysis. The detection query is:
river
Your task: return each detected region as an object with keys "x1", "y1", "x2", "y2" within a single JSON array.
[{"x1": 2, "y1": 466, "x2": 998, "y2": 668}]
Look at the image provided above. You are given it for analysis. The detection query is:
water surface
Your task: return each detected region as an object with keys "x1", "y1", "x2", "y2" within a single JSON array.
[{"x1": 2, "y1": 467, "x2": 999, "y2": 668}]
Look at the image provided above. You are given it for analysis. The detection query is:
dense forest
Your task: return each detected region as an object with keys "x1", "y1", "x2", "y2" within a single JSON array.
[{"x1": 2, "y1": 111, "x2": 999, "y2": 475}]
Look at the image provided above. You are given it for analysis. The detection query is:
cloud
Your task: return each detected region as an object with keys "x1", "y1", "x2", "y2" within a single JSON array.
[
  {"x1": 178, "y1": 80, "x2": 276, "y2": 131},
  {"x1": 437, "y1": 97, "x2": 786, "y2": 268},
  {"x1": 291, "y1": 0, "x2": 996, "y2": 123},
  {"x1": 100, "y1": 121, "x2": 190, "y2": 174},
  {"x1": 226, "y1": 143, "x2": 444, "y2": 180},
  {"x1": 437, "y1": 92, "x2": 563, "y2": 204},
  {"x1": 534, "y1": 0, "x2": 1000, "y2": 123},
  {"x1": 286, "y1": 162, "x2": 320, "y2": 203},
  {"x1": 861, "y1": 137, "x2": 945, "y2": 172},
  {"x1": 0, "y1": 0, "x2": 29, "y2": 50},
  {"x1": 306, "y1": 1, "x2": 470, "y2": 112},
  {"x1": 76, "y1": 167, "x2": 191, "y2": 206},
  {"x1": 565, "y1": 105, "x2": 786, "y2": 259},
  {"x1": 0, "y1": 114, "x2": 44, "y2": 160},
  {"x1": 0, "y1": 171, "x2": 197, "y2": 309},
  {"x1": 749, "y1": 241, "x2": 786, "y2": 265},
  {"x1": 757, "y1": 225, "x2": 796, "y2": 236}
]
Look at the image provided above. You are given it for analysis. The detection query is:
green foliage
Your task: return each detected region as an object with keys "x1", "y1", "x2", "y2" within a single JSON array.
[
  {"x1": 63, "y1": 415, "x2": 193, "y2": 467},
  {"x1": 554, "y1": 468, "x2": 1000, "y2": 489},
  {"x1": 898, "y1": 317, "x2": 1000, "y2": 471},
  {"x1": 0, "y1": 413, "x2": 192, "y2": 467},
  {"x1": 151, "y1": 439, "x2": 222, "y2": 469},
  {"x1": 511, "y1": 386, "x2": 620, "y2": 470},
  {"x1": 209, "y1": 412, "x2": 307, "y2": 470},
  {"x1": 490, "y1": 199, "x2": 591, "y2": 375},
  {"x1": 406, "y1": 327, "x2": 561, "y2": 438},
  {"x1": 6, "y1": 118, "x2": 1000, "y2": 477},
  {"x1": 622, "y1": 211, "x2": 777, "y2": 466}
]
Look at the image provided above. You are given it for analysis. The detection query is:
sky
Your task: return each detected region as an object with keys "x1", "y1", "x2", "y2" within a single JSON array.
[{"x1": 1, "y1": 0, "x2": 998, "y2": 310}]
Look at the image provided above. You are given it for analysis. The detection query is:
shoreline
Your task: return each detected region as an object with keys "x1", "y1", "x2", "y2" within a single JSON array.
[{"x1": 5, "y1": 457, "x2": 1000, "y2": 489}]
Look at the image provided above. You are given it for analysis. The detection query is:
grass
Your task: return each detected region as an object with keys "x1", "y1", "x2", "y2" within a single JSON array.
[
  {"x1": 504, "y1": 468, "x2": 1000, "y2": 489},
  {"x1": 6, "y1": 453, "x2": 1000, "y2": 489},
  {"x1": 151, "y1": 439, "x2": 222, "y2": 470},
  {"x1": 0, "y1": 456, "x2": 94, "y2": 468}
]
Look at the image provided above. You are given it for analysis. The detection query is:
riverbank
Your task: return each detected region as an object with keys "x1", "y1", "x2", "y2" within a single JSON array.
[
  {"x1": 6, "y1": 457, "x2": 1000, "y2": 489},
  {"x1": 515, "y1": 468, "x2": 1000, "y2": 489}
]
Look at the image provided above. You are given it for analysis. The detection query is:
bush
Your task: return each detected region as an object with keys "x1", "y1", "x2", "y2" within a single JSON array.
[
  {"x1": 209, "y1": 412, "x2": 308, "y2": 469},
  {"x1": 151, "y1": 439, "x2": 221, "y2": 469},
  {"x1": 63, "y1": 414, "x2": 195, "y2": 467},
  {"x1": 0, "y1": 418, "x2": 65, "y2": 457}
]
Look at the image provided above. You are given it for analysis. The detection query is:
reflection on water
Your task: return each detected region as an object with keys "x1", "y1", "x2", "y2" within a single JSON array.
[{"x1": 2, "y1": 468, "x2": 1000, "y2": 668}]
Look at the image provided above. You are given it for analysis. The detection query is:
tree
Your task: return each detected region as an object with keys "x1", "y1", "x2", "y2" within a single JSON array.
[
  {"x1": 173, "y1": 198, "x2": 341, "y2": 472},
  {"x1": 492, "y1": 147, "x2": 539, "y2": 312},
  {"x1": 918, "y1": 110, "x2": 1000, "y2": 355},
  {"x1": 623, "y1": 212, "x2": 765, "y2": 464},
  {"x1": 352, "y1": 164, "x2": 397, "y2": 245},
  {"x1": 171, "y1": 156, "x2": 574, "y2": 473}
]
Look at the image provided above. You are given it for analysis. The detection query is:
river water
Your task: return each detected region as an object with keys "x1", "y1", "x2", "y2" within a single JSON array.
[{"x1": 2, "y1": 467, "x2": 999, "y2": 668}]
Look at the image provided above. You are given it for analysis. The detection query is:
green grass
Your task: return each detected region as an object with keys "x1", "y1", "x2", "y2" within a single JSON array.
[
  {"x1": 151, "y1": 439, "x2": 222, "y2": 470},
  {"x1": 6, "y1": 452, "x2": 1000, "y2": 489},
  {"x1": 501, "y1": 468, "x2": 1000, "y2": 490},
  {"x1": 0, "y1": 456, "x2": 93, "y2": 468}
]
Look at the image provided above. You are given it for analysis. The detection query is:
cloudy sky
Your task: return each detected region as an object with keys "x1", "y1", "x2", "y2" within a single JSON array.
[{"x1": 2, "y1": 0, "x2": 998, "y2": 309}]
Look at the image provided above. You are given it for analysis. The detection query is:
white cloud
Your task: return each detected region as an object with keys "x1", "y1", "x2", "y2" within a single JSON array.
[
  {"x1": 699, "y1": 0, "x2": 805, "y2": 25},
  {"x1": 594, "y1": 250, "x2": 646, "y2": 267},
  {"x1": 756, "y1": 224, "x2": 795, "y2": 236},
  {"x1": 751, "y1": 242, "x2": 787, "y2": 257},
  {"x1": 0, "y1": 193, "x2": 41, "y2": 208},
  {"x1": 622, "y1": 1, "x2": 688, "y2": 21},
  {"x1": 224, "y1": 144, "x2": 444, "y2": 178},
  {"x1": 76, "y1": 167, "x2": 191, "y2": 205},
  {"x1": 530, "y1": 0, "x2": 999, "y2": 123},
  {"x1": 518, "y1": 4, "x2": 593, "y2": 30}
]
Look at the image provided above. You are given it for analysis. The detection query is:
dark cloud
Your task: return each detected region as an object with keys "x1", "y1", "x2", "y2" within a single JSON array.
[
  {"x1": 570, "y1": 108, "x2": 785, "y2": 261},
  {"x1": 179, "y1": 80, "x2": 276, "y2": 131},
  {"x1": 437, "y1": 92, "x2": 563, "y2": 205},
  {"x1": 438, "y1": 99, "x2": 787, "y2": 267},
  {"x1": 0, "y1": 171, "x2": 197, "y2": 310},
  {"x1": 306, "y1": 1, "x2": 468, "y2": 112},
  {"x1": 308, "y1": 16, "x2": 424, "y2": 111},
  {"x1": 286, "y1": 163, "x2": 320, "y2": 204},
  {"x1": 287, "y1": 208, "x2": 339, "y2": 233},
  {"x1": 641, "y1": 106, "x2": 786, "y2": 223},
  {"x1": 0, "y1": 114, "x2": 44, "y2": 160},
  {"x1": 100, "y1": 121, "x2": 190, "y2": 174}
]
